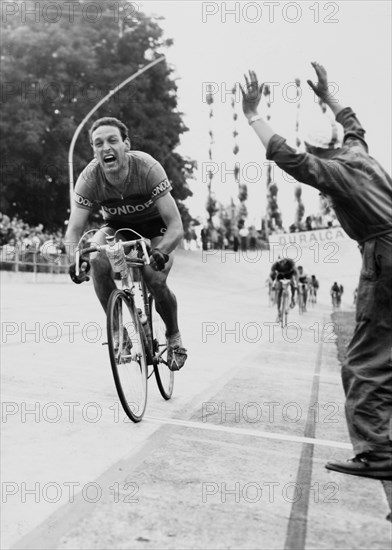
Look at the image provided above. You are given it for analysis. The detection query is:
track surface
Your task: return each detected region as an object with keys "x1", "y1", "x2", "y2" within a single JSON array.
[{"x1": 2, "y1": 246, "x2": 391, "y2": 549}]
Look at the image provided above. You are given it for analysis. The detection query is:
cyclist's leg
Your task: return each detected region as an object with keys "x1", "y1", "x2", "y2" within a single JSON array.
[
  {"x1": 142, "y1": 250, "x2": 178, "y2": 338},
  {"x1": 143, "y1": 239, "x2": 187, "y2": 370},
  {"x1": 89, "y1": 226, "x2": 117, "y2": 312},
  {"x1": 290, "y1": 277, "x2": 296, "y2": 307}
]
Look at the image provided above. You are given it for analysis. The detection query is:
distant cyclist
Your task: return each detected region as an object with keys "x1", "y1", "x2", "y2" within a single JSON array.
[
  {"x1": 330, "y1": 281, "x2": 344, "y2": 308},
  {"x1": 297, "y1": 266, "x2": 310, "y2": 311},
  {"x1": 269, "y1": 257, "x2": 299, "y2": 321},
  {"x1": 310, "y1": 274, "x2": 319, "y2": 303}
]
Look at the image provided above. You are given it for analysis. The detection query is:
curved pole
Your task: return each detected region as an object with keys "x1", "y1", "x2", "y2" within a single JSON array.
[{"x1": 68, "y1": 55, "x2": 166, "y2": 209}]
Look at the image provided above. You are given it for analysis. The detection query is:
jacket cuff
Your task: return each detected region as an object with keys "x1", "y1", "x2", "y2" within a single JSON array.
[{"x1": 266, "y1": 135, "x2": 287, "y2": 160}]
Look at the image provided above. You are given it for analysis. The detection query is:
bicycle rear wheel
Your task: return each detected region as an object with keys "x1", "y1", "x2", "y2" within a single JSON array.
[
  {"x1": 107, "y1": 289, "x2": 148, "y2": 422},
  {"x1": 149, "y1": 296, "x2": 174, "y2": 400}
]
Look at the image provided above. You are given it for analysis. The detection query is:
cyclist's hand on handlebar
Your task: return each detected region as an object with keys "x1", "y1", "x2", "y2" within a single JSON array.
[
  {"x1": 149, "y1": 248, "x2": 169, "y2": 271},
  {"x1": 69, "y1": 258, "x2": 91, "y2": 284}
]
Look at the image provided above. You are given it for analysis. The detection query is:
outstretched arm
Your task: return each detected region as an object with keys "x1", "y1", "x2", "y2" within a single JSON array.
[
  {"x1": 308, "y1": 62, "x2": 368, "y2": 149},
  {"x1": 307, "y1": 62, "x2": 345, "y2": 117},
  {"x1": 240, "y1": 71, "x2": 275, "y2": 149}
]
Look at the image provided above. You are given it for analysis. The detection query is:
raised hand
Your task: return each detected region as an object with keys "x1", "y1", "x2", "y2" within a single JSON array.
[
  {"x1": 240, "y1": 70, "x2": 264, "y2": 117},
  {"x1": 307, "y1": 62, "x2": 330, "y2": 102}
]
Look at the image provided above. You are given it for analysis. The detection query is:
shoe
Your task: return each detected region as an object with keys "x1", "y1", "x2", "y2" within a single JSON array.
[
  {"x1": 325, "y1": 452, "x2": 392, "y2": 480},
  {"x1": 167, "y1": 345, "x2": 188, "y2": 371}
]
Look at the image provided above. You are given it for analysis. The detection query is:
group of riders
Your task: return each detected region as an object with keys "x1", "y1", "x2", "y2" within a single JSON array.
[{"x1": 268, "y1": 257, "x2": 344, "y2": 321}]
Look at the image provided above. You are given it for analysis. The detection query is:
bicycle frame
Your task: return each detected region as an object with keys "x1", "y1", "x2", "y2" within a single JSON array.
[{"x1": 76, "y1": 231, "x2": 153, "y2": 355}]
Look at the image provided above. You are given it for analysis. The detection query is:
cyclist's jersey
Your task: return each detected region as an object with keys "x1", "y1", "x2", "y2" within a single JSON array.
[
  {"x1": 331, "y1": 283, "x2": 342, "y2": 294},
  {"x1": 74, "y1": 151, "x2": 172, "y2": 223},
  {"x1": 271, "y1": 259, "x2": 295, "y2": 280},
  {"x1": 298, "y1": 273, "x2": 309, "y2": 284}
]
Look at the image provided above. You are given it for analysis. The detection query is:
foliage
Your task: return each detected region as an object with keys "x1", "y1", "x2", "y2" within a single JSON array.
[
  {"x1": 1, "y1": 0, "x2": 194, "y2": 230},
  {"x1": 294, "y1": 185, "x2": 305, "y2": 228},
  {"x1": 267, "y1": 183, "x2": 283, "y2": 230}
]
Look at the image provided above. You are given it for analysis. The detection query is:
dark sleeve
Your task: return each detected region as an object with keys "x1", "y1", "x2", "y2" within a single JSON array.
[
  {"x1": 74, "y1": 163, "x2": 97, "y2": 210},
  {"x1": 336, "y1": 107, "x2": 368, "y2": 151},
  {"x1": 266, "y1": 135, "x2": 350, "y2": 197}
]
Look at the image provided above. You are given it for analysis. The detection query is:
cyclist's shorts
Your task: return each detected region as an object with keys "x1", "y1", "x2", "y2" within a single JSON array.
[
  {"x1": 277, "y1": 271, "x2": 294, "y2": 281},
  {"x1": 102, "y1": 217, "x2": 167, "y2": 240}
]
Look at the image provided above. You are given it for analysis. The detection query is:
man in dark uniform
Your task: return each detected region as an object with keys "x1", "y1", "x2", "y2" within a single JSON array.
[
  {"x1": 269, "y1": 257, "x2": 299, "y2": 322},
  {"x1": 331, "y1": 281, "x2": 344, "y2": 308},
  {"x1": 241, "y1": 63, "x2": 392, "y2": 480}
]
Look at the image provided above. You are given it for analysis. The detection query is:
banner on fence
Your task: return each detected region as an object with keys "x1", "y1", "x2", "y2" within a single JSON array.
[{"x1": 268, "y1": 226, "x2": 349, "y2": 249}]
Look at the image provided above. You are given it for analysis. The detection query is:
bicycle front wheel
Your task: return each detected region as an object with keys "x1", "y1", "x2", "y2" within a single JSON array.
[
  {"x1": 107, "y1": 289, "x2": 148, "y2": 422},
  {"x1": 149, "y1": 296, "x2": 174, "y2": 400},
  {"x1": 281, "y1": 292, "x2": 288, "y2": 328}
]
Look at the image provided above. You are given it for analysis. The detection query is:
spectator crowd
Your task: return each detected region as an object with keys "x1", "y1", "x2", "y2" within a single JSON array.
[{"x1": 0, "y1": 212, "x2": 67, "y2": 270}]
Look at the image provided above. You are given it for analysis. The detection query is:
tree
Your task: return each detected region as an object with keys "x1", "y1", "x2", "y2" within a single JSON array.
[{"x1": 1, "y1": 0, "x2": 194, "y2": 230}]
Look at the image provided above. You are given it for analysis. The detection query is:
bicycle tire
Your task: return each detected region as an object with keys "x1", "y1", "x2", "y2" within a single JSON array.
[
  {"x1": 149, "y1": 295, "x2": 174, "y2": 400},
  {"x1": 107, "y1": 289, "x2": 148, "y2": 422}
]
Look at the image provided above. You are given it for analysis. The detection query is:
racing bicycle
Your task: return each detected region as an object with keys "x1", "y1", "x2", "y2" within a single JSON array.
[
  {"x1": 75, "y1": 229, "x2": 174, "y2": 423},
  {"x1": 308, "y1": 284, "x2": 317, "y2": 306},
  {"x1": 298, "y1": 283, "x2": 307, "y2": 314}
]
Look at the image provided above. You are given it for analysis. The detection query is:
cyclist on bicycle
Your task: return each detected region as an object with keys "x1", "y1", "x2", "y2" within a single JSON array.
[
  {"x1": 297, "y1": 266, "x2": 310, "y2": 311},
  {"x1": 310, "y1": 274, "x2": 319, "y2": 303},
  {"x1": 269, "y1": 257, "x2": 298, "y2": 321},
  {"x1": 64, "y1": 117, "x2": 187, "y2": 371},
  {"x1": 330, "y1": 281, "x2": 343, "y2": 307}
]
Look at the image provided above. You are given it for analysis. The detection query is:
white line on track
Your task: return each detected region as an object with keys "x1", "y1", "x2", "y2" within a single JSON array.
[{"x1": 144, "y1": 415, "x2": 352, "y2": 450}]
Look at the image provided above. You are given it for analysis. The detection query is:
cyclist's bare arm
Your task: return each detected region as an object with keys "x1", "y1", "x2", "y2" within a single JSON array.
[
  {"x1": 154, "y1": 193, "x2": 184, "y2": 254},
  {"x1": 269, "y1": 269, "x2": 277, "y2": 286},
  {"x1": 64, "y1": 206, "x2": 90, "y2": 262},
  {"x1": 292, "y1": 268, "x2": 299, "y2": 287}
]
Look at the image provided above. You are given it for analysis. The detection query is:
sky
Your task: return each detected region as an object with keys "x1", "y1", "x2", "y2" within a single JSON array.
[{"x1": 138, "y1": 0, "x2": 392, "y2": 229}]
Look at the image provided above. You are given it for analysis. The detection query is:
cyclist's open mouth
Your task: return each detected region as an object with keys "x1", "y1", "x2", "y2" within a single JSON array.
[{"x1": 103, "y1": 154, "x2": 117, "y2": 166}]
